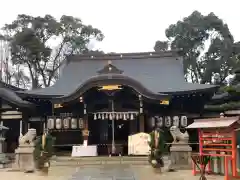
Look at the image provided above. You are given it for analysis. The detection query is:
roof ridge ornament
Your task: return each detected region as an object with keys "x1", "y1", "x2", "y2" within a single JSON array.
[{"x1": 97, "y1": 60, "x2": 124, "y2": 75}]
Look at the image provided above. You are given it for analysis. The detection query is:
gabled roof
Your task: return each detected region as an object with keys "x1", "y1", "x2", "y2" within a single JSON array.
[
  {"x1": 187, "y1": 116, "x2": 240, "y2": 129},
  {"x1": 0, "y1": 87, "x2": 33, "y2": 108},
  {"x1": 0, "y1": 80, "x2": 25, "y2": 91},
  {"x1": 17, "y1": 50, "x2": 217, "y2": 100}
]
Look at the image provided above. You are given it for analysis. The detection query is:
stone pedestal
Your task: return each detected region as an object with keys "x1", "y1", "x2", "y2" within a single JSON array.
[
  {"x1": 169, "y1": 144, "x2": 192, "y2": 170},
  {"x1": 13, "y1": 145, "x2": 35, "y2": 172}
]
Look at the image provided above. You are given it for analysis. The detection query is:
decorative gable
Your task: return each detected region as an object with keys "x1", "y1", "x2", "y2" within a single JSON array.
[{"x1": 97, "y1": 60, "x2": 123, "y2": 74}]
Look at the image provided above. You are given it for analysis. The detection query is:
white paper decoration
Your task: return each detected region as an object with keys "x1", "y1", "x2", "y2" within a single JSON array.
[
  {"x1": 71, "y1": 118, "x2": 77, "y2": 129},
  {"x1": 181, "y1": 116, "x2": 188, "y2": 127},
  {"x1": 47, "y1": 118, "x2": 54, "y2": 129},
  {"x1": 173, "y1": 116, "x2": 180, "y2": 127},
  {"x1": 165, "y1": 116, "x2": 171, "y2": 127},
  {"x1": 63, "y1": 117, "x2": 70, "y2": 129},
  {"x1": 79, "y1": 118, "x2": 84, "y2": 129},
  {"x1": 55, "y1": 118, "x2": 62, "y2": 129}
]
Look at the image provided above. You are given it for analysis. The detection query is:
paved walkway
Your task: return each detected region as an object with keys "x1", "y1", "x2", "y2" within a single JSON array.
[{"x1": 0, "y1": 165, "x2": 223, "y2": 180}]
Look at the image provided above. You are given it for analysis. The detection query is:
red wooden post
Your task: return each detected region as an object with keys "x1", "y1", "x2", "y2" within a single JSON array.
[
  {"x1": 232, "y1": 131, "x2": 237, "y2": 177},
  {"x1": 224, "y1": 156, "x2": 229, "y2": 180}
]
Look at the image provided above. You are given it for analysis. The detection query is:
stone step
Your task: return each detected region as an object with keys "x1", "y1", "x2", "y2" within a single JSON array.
[{"x1": 51, "y1": 156, "x2": 171, "y2": 166}]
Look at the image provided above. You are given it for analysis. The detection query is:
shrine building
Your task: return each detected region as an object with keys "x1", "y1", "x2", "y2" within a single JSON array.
[{"x1": 0, "y1": 50, "x2": 218, "y2": 154}]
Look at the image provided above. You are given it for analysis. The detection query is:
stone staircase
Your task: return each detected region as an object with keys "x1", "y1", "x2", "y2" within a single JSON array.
[{"x1": 50, "y1": 156, "x2": 171, "y2": 167}]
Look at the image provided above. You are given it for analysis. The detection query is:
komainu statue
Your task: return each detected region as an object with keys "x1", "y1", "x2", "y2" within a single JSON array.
[
  {"x1": 18, "y1": 129, "x2": 37, "y2": 146},
  {"x1": 170, "y1": 126, "x2": 189, "y2": 143},
  {"x1": 14, "y1": 128, "x2": 37, "y2": 172}
]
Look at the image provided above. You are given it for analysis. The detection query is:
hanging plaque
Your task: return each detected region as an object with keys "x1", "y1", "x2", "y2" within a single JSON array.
[
  {"x1": 164, "y1": 116, "x2": 171, "y2": 127},
  {"x1": 172, "y1": 116, "x2": 180, "y2": 127},
  {"x1": 181, "y1": 116, "x2": 188, "y2": 127},
  {"x1": 79, "y1": 118, "x2": 84, "y2": 129},
  {"x1": 63, "y1": 117, "x2": 70, "y2": 129},
  {"x1": 55, "y1": 118, "x2": 62, "y2": 129},
  {"x1": 71, "y1": 118, "x2": 77, "y2": 129},
  {"x1": 156, "y1": 116, "x2": 163, "y2": 127},
  {"x1": 47, "y1": 118, "x2": 54, "y2": 129}
]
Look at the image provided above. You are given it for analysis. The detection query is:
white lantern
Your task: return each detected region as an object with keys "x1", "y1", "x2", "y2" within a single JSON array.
[
  {"x1": 94, "y1": 113, "x2": 97, "y2": 120},
  {"x1": 164, "y1": 116, "x2": 171, "y2": 127},
  {"x1": 71, "y1": 118, "x2": 77, "y2": 129},
  {"x1": 63, "y1": 117, "x2": 70, "y2": 129},
  {"x1": 150, "y1": 117, "x2": 155, "y2": 127},
  {"x1": 156, "y1": 116, "x2": 163, "y2": 127},
  {"x1": 79, "y1": 118, "x2": 84, "y2": 129},
  {"x1": 47, "y1": 118, "x2": 54, "y2": 129},
  {"x1": 181, "y1": 116, "x2": 188, "y2": 127},
  {"x1": 173, "y1": 116, "x2": 180, "y2": 127},
  {"x1": 55, "y1": 118, "x2": 62, "y2": 129},
  {"x1": 98, "y1": 113, "x2": 101, "y2": 119}
]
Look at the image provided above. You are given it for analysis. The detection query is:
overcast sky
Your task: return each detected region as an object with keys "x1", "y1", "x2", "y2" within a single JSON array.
[{"x1": 0, "y1": 0, "x2": 239, "y2": 53}]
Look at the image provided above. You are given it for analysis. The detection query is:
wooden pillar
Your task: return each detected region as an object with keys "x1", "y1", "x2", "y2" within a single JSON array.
[
  {"x1": 138, "y1": 94, "x2": 144, "y2": 132},
  {"x1": 82, "y1": 103, "x2": 89, "y2": 143},
  {"x1": 22, "y1": 111, "x2": 29, "y2": 135},
  {"x1": 139, "y1": 114, "x2": 145, "y2": 132}
]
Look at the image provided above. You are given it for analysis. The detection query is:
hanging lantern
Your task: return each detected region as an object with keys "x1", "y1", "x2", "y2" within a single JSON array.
[
  {"x1": 156, "y1": 116, "x2": 163, "y2": 127},
  {"x1": 63, "y1": 117, "x2": 70, "y2": 129},
  {"x1": 181, "y1": 116, "x2": 188, "y2": 127},
  {"x1": 79, "y1": 118, "x2": 84, "y2": 129},
  {"x1": 101, "y1": 113, "x2": 105, "y2": 120},
  {"x1": 116, "y1": 113, "x2": 119, "y2": 120},
  {"x1": 98, "y1": 113, "x2": 101, "y2": 119},
  {"x1": 71, "y1": 118, "x2": 77, "y2": 129},
  {"x1": 55, "y1": 118, "x2": 62, "y2": 129},
  {"x1": 164, "y1": 116, "x2": 171, "y2": 127},
  {"x1": 173, "y1": 116, "x2": 180, "y2": 127},
  {"x1": 130, "y1": 113, "x2": 134, "y2": 120},
  {"x1": 94, "y1": 113, "x2": 97, "y2": 120},
  {"x1": 123, "y1": 113, "x2": 127, "y2": 120},
  {"x1": 126, "y1": 113, "x2": 129, "y2": 119},
  {"x1": 109, "y1": 113, "x2": 112, "y2": 120},
  {"x1": 47, "y1": 118, "x2": 54, "y2": 129}
]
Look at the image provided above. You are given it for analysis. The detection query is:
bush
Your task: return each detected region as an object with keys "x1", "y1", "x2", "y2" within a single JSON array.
[{"x1": 33, "y1": 134, "x2": 55, "y2": 169}]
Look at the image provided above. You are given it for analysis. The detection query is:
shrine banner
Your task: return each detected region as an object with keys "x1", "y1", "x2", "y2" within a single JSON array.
[{"x1": 128, "y1": 132, "x2": 150, "y2": 155}]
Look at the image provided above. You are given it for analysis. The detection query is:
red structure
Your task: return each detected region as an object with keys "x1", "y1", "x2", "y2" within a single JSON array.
[{"x1": 187, "y1": 116, "x2": 240, "y2": 180}]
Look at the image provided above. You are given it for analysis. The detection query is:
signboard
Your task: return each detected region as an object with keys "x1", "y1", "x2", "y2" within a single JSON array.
[
  {"x1": 71, "y1": 145, "x2": 97, "y2": 157},
  {"x1": 128, "y1": 132, "x2": 150, "y2": 155}
]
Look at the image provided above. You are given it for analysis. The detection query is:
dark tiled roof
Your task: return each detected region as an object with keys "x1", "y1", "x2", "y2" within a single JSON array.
[
  {"x1": 0, "y1": 81, "x2": 25, "y2": 91},
  {"x1": 0, "y1": 87, "x2": 33, "y2": 108},
  {"x1": 17, "y1": 51, "x2": 217, "y2": 99}
]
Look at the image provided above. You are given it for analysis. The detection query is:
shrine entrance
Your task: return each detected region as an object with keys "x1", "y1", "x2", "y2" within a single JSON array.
[
  {"x1": 85, "y1": 85, "x2": 140, "y2": 156},
  {"x1": 88, "y1": 111, "x2": 138, "y2": 156}
]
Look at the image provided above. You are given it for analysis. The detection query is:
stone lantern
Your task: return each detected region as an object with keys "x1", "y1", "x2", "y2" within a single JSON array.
[
  {"x1": 0, "y1": 124, "x2": 9, "y2": 168},
  {"x1": 0, "y1": 124, "x2": 8, "y2": 154}
]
